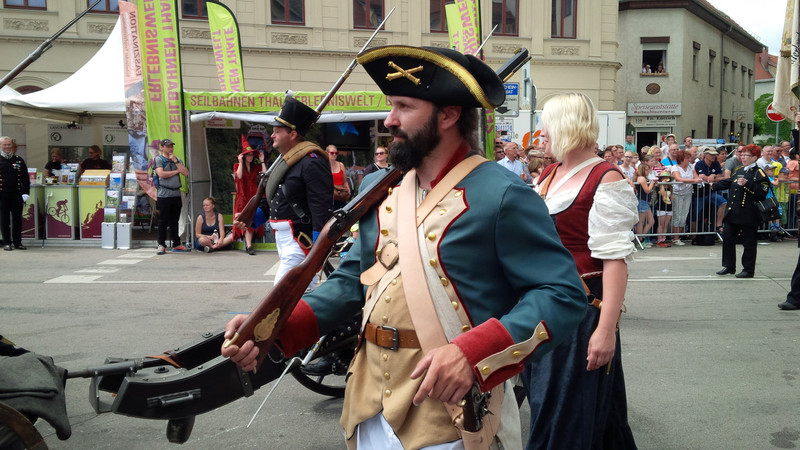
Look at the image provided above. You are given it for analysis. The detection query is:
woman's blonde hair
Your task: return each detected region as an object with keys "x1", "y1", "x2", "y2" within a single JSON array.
[{"x1": 540, "y1": 93, "x2": 599, "y2": 161}]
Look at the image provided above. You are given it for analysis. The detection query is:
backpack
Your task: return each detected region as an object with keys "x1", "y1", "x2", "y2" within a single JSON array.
[
  {"x1": 150, "y1": 155, "x2": 166, "y2": 188},
  {"x1": 692, "y1": 221, "x2": 716, "y2": 246}
]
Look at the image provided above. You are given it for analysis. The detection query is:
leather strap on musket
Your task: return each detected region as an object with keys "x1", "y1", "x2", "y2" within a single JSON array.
[{"x1": 147, "y1": 353, "x2": 182, "y2": 368}]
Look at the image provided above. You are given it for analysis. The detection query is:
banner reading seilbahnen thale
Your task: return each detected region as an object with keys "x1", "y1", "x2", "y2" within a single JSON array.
[{"x1": 136, "y1": 0, "x2": 187, "y2": 192}]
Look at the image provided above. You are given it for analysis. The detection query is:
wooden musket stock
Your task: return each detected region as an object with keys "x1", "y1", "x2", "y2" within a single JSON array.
[{"x1": 224, "y1": 168, "x2": 403, "y2": 368}]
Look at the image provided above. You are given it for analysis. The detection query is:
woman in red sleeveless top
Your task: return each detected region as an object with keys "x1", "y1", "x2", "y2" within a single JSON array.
[
  {"x1": 523, "y1": 93, "x2": 638, "y2": 449},
  {"x1": 327, "y1": 144, "x2": 351, "y2": 208},
  {"x1": 233, "y1": 140, "x2": 266, "y2": 255}
]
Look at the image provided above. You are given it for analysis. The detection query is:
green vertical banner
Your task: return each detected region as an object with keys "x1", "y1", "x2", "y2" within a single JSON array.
[
  {"x1": 445, "y1": 1, "x2": 480, "y2": 55},
  {"x1": 207, "y1": 0, "x2": 245, "y2": 92},
  {"x1": 137, "y1": 0, "x2": 187, "y2": 191},
  {"x1": 446, "y1": 0, "x2": 496, "y2": 158}
]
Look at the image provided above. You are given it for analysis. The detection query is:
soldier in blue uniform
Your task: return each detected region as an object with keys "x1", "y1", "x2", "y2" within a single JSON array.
[{"x1": 223, "y1": 46, "x2": 586, "y2": 449}]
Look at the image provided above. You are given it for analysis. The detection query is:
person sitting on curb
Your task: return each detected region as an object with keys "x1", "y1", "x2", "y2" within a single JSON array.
[{"x1": 195, "y1": 197, "x2": 233, "y2": 253}]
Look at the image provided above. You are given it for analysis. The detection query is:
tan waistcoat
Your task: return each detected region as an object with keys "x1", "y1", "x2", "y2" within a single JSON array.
[{"x1": 341, "y1": 183, "x2": 471, "y2": 449}]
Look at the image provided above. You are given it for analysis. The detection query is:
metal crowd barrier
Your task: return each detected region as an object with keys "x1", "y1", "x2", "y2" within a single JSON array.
[{"x1": 631, "y1": 179, "x2": 799, "y2": 249}]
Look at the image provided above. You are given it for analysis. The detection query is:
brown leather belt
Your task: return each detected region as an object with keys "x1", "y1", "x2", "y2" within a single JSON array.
[{"x1": 363, "y1": 323, "x2": 420, "y2": 350}]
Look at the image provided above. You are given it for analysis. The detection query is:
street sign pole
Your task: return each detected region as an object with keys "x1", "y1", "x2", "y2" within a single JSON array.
[{"x1": 767, "y1": 102, "x2": 786, "y2": 144}]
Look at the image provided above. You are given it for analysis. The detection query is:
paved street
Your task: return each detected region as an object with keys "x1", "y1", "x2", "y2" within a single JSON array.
[{"x1": 3, "y1": 238, "x2": 800, "y2": 449}]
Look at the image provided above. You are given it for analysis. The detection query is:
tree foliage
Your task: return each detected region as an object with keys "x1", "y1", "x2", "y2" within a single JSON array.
[{"x1": 753, "y1": 93, "x2": 793, "y2": 145}]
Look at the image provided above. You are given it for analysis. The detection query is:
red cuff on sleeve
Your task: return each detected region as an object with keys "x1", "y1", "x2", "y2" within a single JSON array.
[
  {"x1": 276, "y1": 299, "x2": 320, "y2": 357},
  {"x1": 451, "y1": 318, "x2": 517, "y2": 390}
]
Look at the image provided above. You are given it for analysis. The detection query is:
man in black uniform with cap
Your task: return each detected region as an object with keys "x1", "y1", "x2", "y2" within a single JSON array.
[
  {"x1": 259, "y1": 93, "x2": 333, "y2": 291},
  {"x1": 0, "y1": 136, "x2": 30, "y2": 251}
]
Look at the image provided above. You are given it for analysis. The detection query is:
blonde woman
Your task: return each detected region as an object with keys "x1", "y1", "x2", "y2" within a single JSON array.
[
  {"x1": 634, "y1": 164, "x2": 656, "y2": 247},
  {"x1": 527, "y1": 93, "x2": 638, "y2": 449}
]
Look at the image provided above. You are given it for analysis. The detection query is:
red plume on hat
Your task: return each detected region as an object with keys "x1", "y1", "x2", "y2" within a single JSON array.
[{"x1": 240, "y1": 135, "x2": 255, "y2": 155}]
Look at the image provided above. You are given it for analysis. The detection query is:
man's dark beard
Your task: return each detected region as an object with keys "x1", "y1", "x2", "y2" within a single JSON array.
[{"x1": 388, "y1": 110, "x2": 440, "y2": 172}]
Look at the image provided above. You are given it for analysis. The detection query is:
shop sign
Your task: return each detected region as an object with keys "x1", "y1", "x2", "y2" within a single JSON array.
[
  {"x1": 102, "y1": 126, "x2": 129, "y2": 145},
  {"x1": 48, "y1": 124, "x2": 93, "y2": 146},
  {"x1": 630, "y1": 116, "x2": 677, "y2": 127},
  {"x1": 627, "y1": 102, "x2": 681, "y2": 116}
]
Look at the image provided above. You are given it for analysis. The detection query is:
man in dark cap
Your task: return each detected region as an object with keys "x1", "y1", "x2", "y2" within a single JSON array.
[
  {"x1": 154, "y1": 138, "x2": 189, "y2": 254},
  {"x1": 257, "y1": 93, "x2": 333, "y2": 291},
  {"x1": 223, "y1": 46, "x2": 585, "y2": 448}
]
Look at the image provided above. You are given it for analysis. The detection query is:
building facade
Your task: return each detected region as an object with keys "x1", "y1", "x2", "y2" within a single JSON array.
[
  {"x1": 0, "y1": 0, "x2": 622, "y2": 165},
  {"x1": 617, "y1": 0, "x2": 762, "y2": 149}
]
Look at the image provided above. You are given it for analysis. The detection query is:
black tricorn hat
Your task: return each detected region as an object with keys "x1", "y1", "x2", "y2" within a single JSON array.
[
  {"x1": 356, "y1": 45, "x2": 505, "y2": 109},
  {"x1": 276, "y1": 95, "x2": 318, "y2": 136}
]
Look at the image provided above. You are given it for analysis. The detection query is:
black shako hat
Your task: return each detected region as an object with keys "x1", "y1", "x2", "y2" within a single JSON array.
[
  {"x1": 356, "y1": 45, "x2": 505, "y2": 109},
  {"x1": 276, "y1": 94, "x2": 318, "y2": 136}
]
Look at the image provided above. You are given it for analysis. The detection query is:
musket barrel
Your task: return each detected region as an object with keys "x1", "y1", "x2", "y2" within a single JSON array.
[{"x1": 313, "y1": 7, "x2": 395, "y2": 115}]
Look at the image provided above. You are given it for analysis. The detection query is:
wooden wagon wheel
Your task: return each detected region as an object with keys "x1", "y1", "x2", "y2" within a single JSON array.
[{"x1": 0, "y1": 401, "x2": 48, "y2": 450}]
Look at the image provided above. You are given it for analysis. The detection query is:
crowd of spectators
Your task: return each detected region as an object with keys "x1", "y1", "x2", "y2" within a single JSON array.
[{"x1": 494, "y1": 134, "x2": 800, "y2": 249}]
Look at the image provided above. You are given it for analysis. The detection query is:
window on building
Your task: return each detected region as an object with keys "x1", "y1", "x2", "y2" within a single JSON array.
[
  {"x1": 692, "y1": 53, "x2": 698, "y2": 81},
  {"x1": 272, "y1": 0, "x2": 304, "y2": 25},
  {"x1": 748, "y1": 71, "x2": 753, "y2": 98},
  {"x1": 430, "y1": 0, "x2": 455, "y2": 33},
  {"x1": 722, "y1": 59, "x2": 728, "y2": 91},
  {"x1": 741, "y1": 68, "x2": 746, "y2": 97},
  {"x1": 4, "y1": 0, "x2": 46, "y2": 8},
  {"x1": 183, "y1": 0, "x2": 207, "y2": 19},
  {"x1": 492, "y1": 0, "x2": 518, "y2": 36},
  {"x1": 16, "y1": 85, "x2": 42, "y2": 95},
  {"x1": 642, "y1": 49, "x2": 666, "y2": 74},
  {"x1": 551, "y1": 0, "x2": 575, "y2": 38},
  {"x1": 354, "y1": 0, "x2": 384, "y2": 29},
  {"x1": 89, "y1": 0, "x2": 117, "y2": 12},
  {"x1": 708, "y1": 53, "x2": 715, "y2": 86}
]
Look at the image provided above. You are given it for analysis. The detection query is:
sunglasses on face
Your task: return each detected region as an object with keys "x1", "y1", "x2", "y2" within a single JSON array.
[{"x1": 375, "y1": 152, "x2": 386, "y2": 155}]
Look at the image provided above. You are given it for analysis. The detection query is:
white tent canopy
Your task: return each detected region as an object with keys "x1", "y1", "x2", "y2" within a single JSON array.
[
  {"x1": 3, "y1": 19, "x2": 124, "y2": 115},
  {"x1": 0, "y1": 85, "x2": 20, "y2": 101}
]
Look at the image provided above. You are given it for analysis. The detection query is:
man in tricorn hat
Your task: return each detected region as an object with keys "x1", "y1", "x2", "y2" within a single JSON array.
[
  {"x1": 257, "y1": 94, "x2": 333, "y2": 290},
  {"x1": 223, "y1": 46, "x2": 585, "y2": 448}
]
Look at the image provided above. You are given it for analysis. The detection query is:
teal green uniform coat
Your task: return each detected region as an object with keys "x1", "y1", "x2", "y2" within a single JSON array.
[{"x1": 279, "y1": 161, "x2": 587, "y2": 391}]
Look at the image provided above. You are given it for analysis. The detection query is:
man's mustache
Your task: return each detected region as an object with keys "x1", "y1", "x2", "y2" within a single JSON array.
[{"x1": 389, "y1": 127, "x2": 408, "y2": 140}]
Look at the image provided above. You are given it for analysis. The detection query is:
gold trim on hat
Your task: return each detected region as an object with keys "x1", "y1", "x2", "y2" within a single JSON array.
[
  {"x1": 387, "y1": 61, "x2": 423, "y2": 85},
  {"x1": 275, "y1": 116, "x2": 296, "y2": 130},
  {"x1": 358, "y1": 46, "x2": 494, "y2": 109}
]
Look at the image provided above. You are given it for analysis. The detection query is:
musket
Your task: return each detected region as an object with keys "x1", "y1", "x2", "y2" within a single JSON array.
[
  {"x1": 496, "y1": 47, "x2": 530, "y2": 83},
  {"x1": 233, "y1": 7, "x2": 395, "y2": 230},
  {"x1": 224, "y1": 168, "x2": 403, "y2": 367},
  {"x1": 316, "y1": 7, "x2": 394, "y2": 115},
  {"x1": 474, "y1": 24, "x2": 498, "y2": 56},
  {"x1": 0, "y1": 0, "x2": 102, "y2": 90}
]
